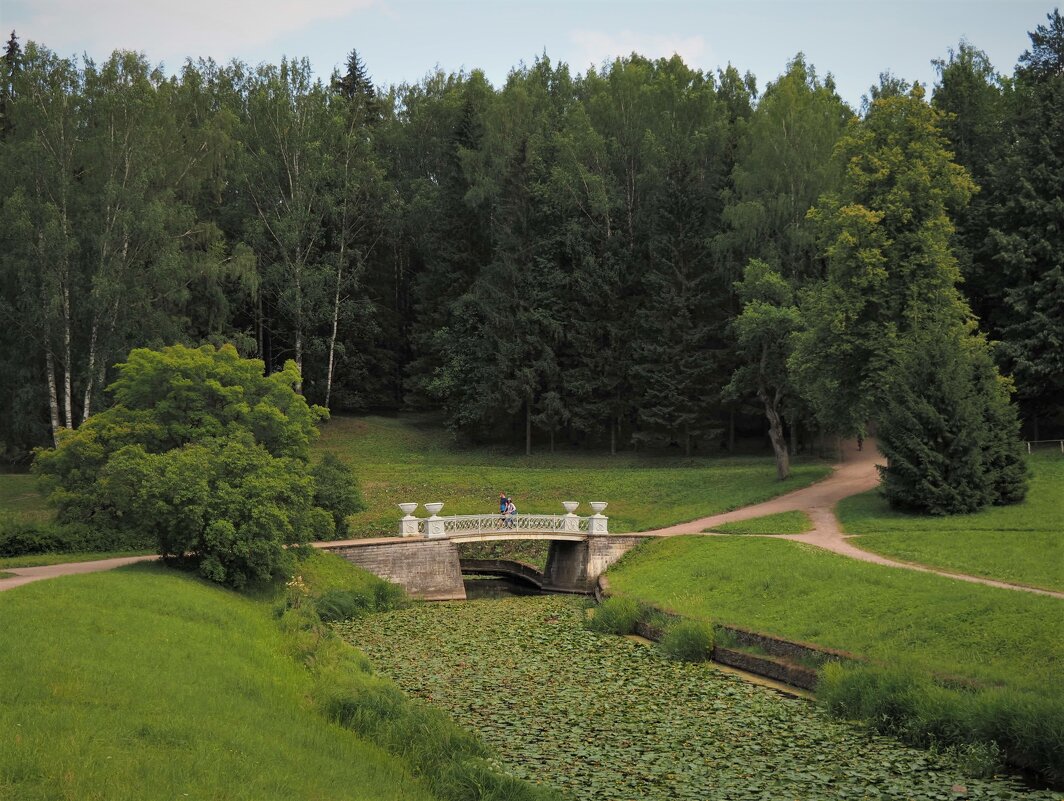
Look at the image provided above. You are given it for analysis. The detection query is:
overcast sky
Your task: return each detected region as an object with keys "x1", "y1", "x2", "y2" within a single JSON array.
[{"x1": 2, "y1": 1, "x2": 1051, "y2": 108}]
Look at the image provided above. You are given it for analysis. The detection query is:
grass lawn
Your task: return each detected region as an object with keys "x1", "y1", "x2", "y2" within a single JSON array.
[
  {"x1": 838, "y1": 454, "x2": 1064, "y2": 591},
  {"x1": 0, "y1": 474, "x2": 51, "y2": 523},
  {"x1": 706, "y1": 510, "x2": 812, "y2": 535},
  {"x1": 0, "y1": 563, "x2": 439, "y2": 801},
  {"x1": 605, "y1": 536, "x2": 1063, "y2": 695},
  {"x1": 317, "y1": 415, "x2": 831, "y2": 536}
]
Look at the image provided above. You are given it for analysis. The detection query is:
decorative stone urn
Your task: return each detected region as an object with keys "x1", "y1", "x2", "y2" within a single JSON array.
[
  {"x1": 424, "y1": 502, "x2": 446, "y2": 538},
  {"x1": 562, "y1": 501, "x2": 580, "y2": 531},
  {"x1": 587, "y1": 501, "x2": 608, "y2": 534},
  {"x1": 398, "y1": 503, "x2": 419, "y2": 536}
]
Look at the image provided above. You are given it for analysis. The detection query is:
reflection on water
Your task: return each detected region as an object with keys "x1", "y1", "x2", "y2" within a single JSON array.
[{"x1": 463, "y1": 576, "x2": 541, "y2": 599}]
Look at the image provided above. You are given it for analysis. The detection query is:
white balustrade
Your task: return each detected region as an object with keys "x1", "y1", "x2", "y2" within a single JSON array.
[{"x1": 396, "y1": 501, "x2": 608, "y2": 538}]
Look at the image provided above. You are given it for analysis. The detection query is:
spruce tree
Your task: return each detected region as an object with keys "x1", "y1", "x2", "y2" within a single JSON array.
[
  {"x1": 877, "y1": 328, "x2": 991, "y2": 514},
  {"x1": 877, "y1": 325, "x2": 1027, "y2": 513},
  {"x1": 0, "y1": 30, "x2": 21, "y2": 135},
  {"x1": 987, "y1": 11, "x2": 1064, "y2": 434},
  {"x1": 333, "y1": 48, "x2": 380, "y2": 120}
]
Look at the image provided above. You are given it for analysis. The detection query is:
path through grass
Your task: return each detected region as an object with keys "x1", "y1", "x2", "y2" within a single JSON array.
[
  {"x1": 838, "y1": 454, "x2": 1064, "y2": 591},
  {"x1": 318, "y1": 415, "x2": 831, "y2": 536}
]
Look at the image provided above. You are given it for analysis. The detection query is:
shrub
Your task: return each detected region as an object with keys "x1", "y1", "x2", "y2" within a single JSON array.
[
  {"x1": 311, "y1": 453, "x2": 365, "y2": 538},
  {"x1": 817, "y1": 662, "x2": 1064, "y2": 785},
  {"x1": 31, "y1": 344, "x2": 353, "y2": 589},
  {"x1": 0, "y1": 517, "x2": 153, "y2": 557},
  {"x1": 587, "y1": 596, "x2": 643, "y2": 635},
  {"x1": 660, "y1": 619, "x2": 714, "y2": 662}
]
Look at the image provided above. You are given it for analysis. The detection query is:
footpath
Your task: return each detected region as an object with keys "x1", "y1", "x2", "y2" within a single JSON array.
[
  {"x1": 3, "y1": 440, "x2": 1060, "y2": 597},
  {"x1": 644, "y1": 438, "x2": 1064, "y2": 600}
]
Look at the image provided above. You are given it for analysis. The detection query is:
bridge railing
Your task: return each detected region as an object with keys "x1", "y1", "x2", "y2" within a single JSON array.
[{"x1": 398, "y1": 502, "x2": 607, "y2": 538}]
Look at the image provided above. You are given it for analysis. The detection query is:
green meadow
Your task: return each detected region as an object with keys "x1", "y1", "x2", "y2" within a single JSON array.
[
  {"x1": 839, "y1": 453, "x2": 1064, "y2": 591},
  {"x1": 318, "y1": 415, "x2": 831, "y2": 536}
]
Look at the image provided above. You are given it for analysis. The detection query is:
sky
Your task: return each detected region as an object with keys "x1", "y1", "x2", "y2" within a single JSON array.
[{"x1": 1, "y1": 0, "x2": 1052, "y2": 108}]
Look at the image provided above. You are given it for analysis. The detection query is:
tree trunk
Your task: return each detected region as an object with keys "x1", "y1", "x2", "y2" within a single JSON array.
[
  {"x1": 789, "y1": 418, "x2": 798, "y2": 458},
  {"x1": 325, "y1": 262, "x2": 342, "y2": 409},
  {"x1": 82, "y1": 318, "x2": 100, "y2": 425},
  {"x1": 61, "y1": 287, "x2": 73, "y2": 429},
  {"x1": 45, "y1": 348, "x2": 62, "y2": 447},
  {"x1": 550, "y1": 429, "x2": 555, "y2": 454},
  {"x1": 684, "y1": 426, "x2": 691, "y2": 457},
  {"x1": 257, "y1": 292, "x2": 264, "y2": 362},
  {"x1": 610, "y1": 417, "x2": 617, "y2": 456},
  {"x1": 762, "y1": 396, "x2": 790, "y2": 481},
  {"x1": 525, "y1": 400, "x2": 532, "y2": 457},
  {"x1": 294, "y1": 327, "x2": 303, "y2": 395},
  {"x1": 728, "y1": 408, "x2": 735, "y2": 453}
]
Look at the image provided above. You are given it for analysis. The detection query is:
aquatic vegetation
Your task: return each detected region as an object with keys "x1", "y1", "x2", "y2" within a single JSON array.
[{"x1": 337, "y1": 596, "x2": 1054, "y2": 801}]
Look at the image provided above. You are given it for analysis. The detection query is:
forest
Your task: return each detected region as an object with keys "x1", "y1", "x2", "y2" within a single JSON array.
[{"x1": 0, "y1": 10, "x2": 1060, "y2": 470}]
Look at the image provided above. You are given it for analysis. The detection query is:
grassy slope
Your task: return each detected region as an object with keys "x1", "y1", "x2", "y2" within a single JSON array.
[
  {"x1": 838, "y1": 454, "x2": 1064, "y2": 591},
  {"x1": 0, "y1": 475, "x2": 50, "y2": 523},
  {"x1": 0, "y1": 564, "x2": 437, "y2": 801},
  {"x1": 707, "y1": 510, "x2": 813, "y2": 535},
  {"x1": 606, "y1": 536, "x2": 1063, "y2": 694},
  {"x1": 317, "y1": 415, "x2": 831, "y2": 535}
]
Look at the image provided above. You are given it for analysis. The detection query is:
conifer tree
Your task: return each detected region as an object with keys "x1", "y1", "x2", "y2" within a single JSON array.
[
  {"x1": 0, "y1": 30, "x2": 20, "y2": 135},
  {"x1": 987, "y1": 10, "x2": 1064, "y2": 435}
]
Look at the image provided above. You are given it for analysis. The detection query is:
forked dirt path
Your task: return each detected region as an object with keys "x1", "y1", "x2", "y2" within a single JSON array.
[
  {"x1": 2, "y1": 440, "x2": 1060, "y2": 597},
  {"x1": 643, "y1": 438, "x2": 1064, "y2": 600}
]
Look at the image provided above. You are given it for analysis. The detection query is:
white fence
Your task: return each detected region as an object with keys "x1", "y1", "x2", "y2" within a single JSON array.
[
  {"x1": 399, "y1": 502, "x2": 608, "y2": 538},
  {"x1": 1026, "y1": 440, "x2": 1064, "y2": 455}
]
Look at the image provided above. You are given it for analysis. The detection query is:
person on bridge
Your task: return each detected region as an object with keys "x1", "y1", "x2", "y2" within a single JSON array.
[
  {"x1": 499, "y1": 492, "x2": 509, "y2": 527},
  {"x1": 505, "y1": 497, "x2": 517, "y2": 528}
]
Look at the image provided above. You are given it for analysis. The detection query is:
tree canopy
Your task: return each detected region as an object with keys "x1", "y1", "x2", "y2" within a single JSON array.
[
  {"x1": 2, "y1": 15, "x2": 1056, "y2": 510},
  {"x1": 33, "y1": 345, "x2": 357, "y2": 587}
]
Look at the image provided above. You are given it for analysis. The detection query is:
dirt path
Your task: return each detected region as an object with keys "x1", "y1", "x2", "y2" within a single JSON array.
[
  {"x1": 3, "y1": 439, "x2": 1059, "y2": 598},
  {"x1": 0, "y1": 555, "x2": 157, "y2": 592},
  {"x1": 642, "y1": 438, "x2": 1064, "y2": 600}
]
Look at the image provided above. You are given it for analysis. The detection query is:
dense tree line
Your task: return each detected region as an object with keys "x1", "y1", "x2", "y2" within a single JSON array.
[{"x1": 1, "y1": 14, "x2": 1060, "y2": 497}]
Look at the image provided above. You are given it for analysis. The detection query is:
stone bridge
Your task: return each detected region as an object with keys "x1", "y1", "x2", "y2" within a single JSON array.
[{"x1": 317, "y1": 502, "x2": 646, "y2": 600}]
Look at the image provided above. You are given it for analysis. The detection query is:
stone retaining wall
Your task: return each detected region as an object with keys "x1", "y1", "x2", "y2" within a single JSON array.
[{"x1": 599, "y1": 575, "x2": 863, "y2": 693}]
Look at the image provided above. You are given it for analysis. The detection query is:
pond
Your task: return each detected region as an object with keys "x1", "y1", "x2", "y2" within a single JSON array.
[{"x1": 336, "y1": 596, "x2": 1056, "y2": 801}]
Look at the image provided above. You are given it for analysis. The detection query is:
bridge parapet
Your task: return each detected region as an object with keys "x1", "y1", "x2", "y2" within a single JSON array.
[{"x1": 397, "y1": 502, "x2": 609, "y2": 538}]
